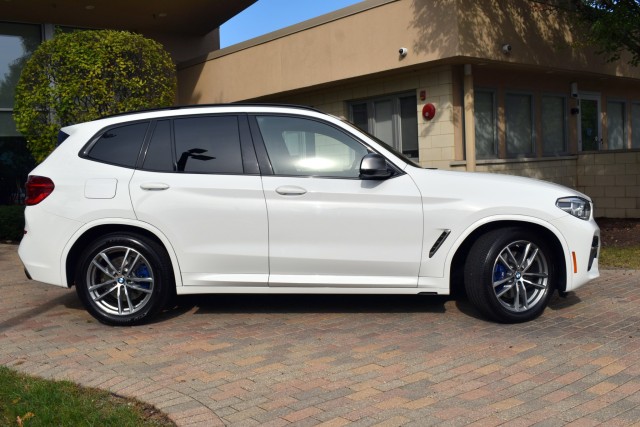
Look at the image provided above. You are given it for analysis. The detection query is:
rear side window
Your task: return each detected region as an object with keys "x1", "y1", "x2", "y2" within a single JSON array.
[
  {"x1": 174, "y1": 116, "x2": 243, "y2": 174},
  {"x1": 88, "y1": 122, "x2": 149, "y2": 167}
]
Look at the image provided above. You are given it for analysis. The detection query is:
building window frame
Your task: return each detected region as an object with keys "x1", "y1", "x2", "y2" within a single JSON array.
[
  {"x1": 631, "y1": 102, "x2": 640, "y2": 149},
  {"x1": 347, "y1": 91, "x2": 419, "y2": 160},
  {"x1": 606, "y1": 99, "x2": 627, "y2": 150},
  {"x1": 473, "y1": 88, "x2": 498, "y2": 159},
  {"x1": 505, "y1": 90, "x2": 536, "y2": 158},
  {"x1": 540, "y1": 93, "x2": 568, "y2": 156}
]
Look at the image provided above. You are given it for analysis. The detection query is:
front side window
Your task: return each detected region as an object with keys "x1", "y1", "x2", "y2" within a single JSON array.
[
  {"x1": 256, "y1": 116, "x2": 369, "y2": 178},
  {"x1": 88, "y1": 122, "x2": 149, "y2": 167},
  {"x1": 173, "y1": 116, "x2": 243, "y2": 174}
]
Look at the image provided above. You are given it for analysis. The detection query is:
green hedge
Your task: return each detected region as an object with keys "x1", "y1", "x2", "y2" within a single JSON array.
[
  {"x1": 0, "y1": 205, "x2": 25, "y2": 242},
  {"x1": 14, "y1": 30, "x2": 177, "y2": 163}
]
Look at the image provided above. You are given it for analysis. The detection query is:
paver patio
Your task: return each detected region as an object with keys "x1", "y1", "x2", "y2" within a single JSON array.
[{"x1": 1, "y1": 243, "x2": 639, "y2": 426}]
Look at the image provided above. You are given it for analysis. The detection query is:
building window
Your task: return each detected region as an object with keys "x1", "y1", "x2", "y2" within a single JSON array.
[
  {"x1": 632, "y1": 103, "x2": 640, "y2": 149},
  {"x1": 607, "y1": 100, "x2": 626, "y2": 150},
  {"x1": 474, "y1": 90, "x2": 497, "y2": 159},
  {"x1": 348, "y1": 92, "x2": 418, "y2": 159},
  {"x1": 541, "y1": 95, "x2": 567, "y2": 155},
  {"x1": 0, "y1": 22, "x2": 42, "y2": 204},
  {"x1": 505, "y1": 93, "x2": 534, "y2": 157}
]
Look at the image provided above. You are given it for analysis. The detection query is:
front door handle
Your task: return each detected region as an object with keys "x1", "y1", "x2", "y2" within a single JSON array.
[
  {"x1": 140, "y1": 182, "x2": 170, "y2": 191},
  {"x1": 275, "y1": 185, "x2": 307, "y2": 196}
]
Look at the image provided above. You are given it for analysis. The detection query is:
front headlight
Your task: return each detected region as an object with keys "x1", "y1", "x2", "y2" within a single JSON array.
[{"x1": 556, "y1": 197, "x2": 591, "y2": 220}]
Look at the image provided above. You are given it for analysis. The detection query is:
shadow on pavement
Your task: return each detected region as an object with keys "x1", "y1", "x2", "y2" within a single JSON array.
[{"x1": 164, "y1": 294, "x2": 451, "y2": 316}]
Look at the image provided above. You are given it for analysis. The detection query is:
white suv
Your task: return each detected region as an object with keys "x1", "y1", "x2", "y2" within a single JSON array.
[{"x1": 19, "y1": 105, "x2": 600, "y2": 325}]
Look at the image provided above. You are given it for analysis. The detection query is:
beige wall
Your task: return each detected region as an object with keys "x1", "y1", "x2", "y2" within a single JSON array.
[
  {"x1": 177, "y1": 0, "x2": 460, "y2": 104},
  {"x1": 455, "y1": 0, "x2": 638, "y2": 77},
  {"x1": 577, "y1": 152, "x2": 640, "y2": 218},
  {"x1": 146, "y1": 29, "x2": 220, "y2": 65},
  {"x1": 177, "y1": 0, "x2": 640, "y2": 104}
]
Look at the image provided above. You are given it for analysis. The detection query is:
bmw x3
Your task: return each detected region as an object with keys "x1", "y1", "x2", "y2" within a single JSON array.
[{"x1": 19, "y1": 104, "x2": 600, "y2": 325}]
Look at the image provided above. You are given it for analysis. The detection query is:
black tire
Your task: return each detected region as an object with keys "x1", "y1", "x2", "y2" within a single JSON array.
[
  {"x1": 75, "y1": 232, "x2": 173, "y2": 326},
  {"x1": 464, "y1": 227, "x2": 556, "y2": 323}
]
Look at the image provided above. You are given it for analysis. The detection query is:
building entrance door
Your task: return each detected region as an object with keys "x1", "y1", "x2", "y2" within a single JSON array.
[{"x1": 579, "y1": 94, "x2": 601, "y2": 151}]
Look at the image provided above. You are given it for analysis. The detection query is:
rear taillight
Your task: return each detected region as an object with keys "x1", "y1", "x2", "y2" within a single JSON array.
[{"x1": 25, "y1": 176, "x2": 55, "y2": 206}]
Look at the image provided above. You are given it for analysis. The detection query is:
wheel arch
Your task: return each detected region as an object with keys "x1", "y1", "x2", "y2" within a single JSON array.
[
  {"x1": 63, "y1": 220, "x2": 182, "y2": 289},
  {"x1": 449, "y1": 219, "x2": 568, "y2": 294}
]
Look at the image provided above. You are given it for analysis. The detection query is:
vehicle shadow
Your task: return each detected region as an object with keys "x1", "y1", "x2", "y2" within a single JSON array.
[{"x1": 162, "y1": 294, "x2": 451, "y2": 316}]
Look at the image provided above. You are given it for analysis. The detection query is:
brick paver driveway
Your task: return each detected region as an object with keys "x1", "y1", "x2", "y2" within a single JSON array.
[{"x1": 1, "y1": 244, "x2": 640, "y2": 426}]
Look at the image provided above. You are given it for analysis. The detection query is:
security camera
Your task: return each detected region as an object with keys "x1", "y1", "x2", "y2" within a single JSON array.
[
  {"x1": 399, "y1": 47, "x2": 408, "y2": 57},
  {"x1": 571, "y1": 82, "x2": 579, "y2": 98},
  {"x1": 502, "y1": 44, "x2": 512, "y2": 54}
]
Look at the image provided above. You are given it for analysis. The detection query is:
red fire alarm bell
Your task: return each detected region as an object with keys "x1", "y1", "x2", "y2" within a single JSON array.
[{"x1": 422, "y1": 103, "x2": 436, "y2": 120}]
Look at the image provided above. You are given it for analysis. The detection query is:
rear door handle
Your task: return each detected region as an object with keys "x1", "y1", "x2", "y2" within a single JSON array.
[
  {"x1": 140, "y1": 182, "x2": 170, "y2": 191},
  {"x1": 275, "y1": 185, "x2": 307, "y2": 196}
]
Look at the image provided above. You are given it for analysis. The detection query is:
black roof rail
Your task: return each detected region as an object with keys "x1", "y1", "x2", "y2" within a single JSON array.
[{"x1": 100, "y1": 103, "x2": 322, "y2": 120}]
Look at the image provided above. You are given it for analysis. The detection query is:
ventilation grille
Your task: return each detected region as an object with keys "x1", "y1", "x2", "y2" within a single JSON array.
[{"x1": 429, "y1": 230, "x2": 451, "y2": 258}]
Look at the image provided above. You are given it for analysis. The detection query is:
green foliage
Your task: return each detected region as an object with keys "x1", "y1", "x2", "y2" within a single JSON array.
[
  {"x1": 0, "y1": 366, "x2": 174, "y2": 426},
  {"x1": 0, "y1": 205, "x2": 24, "y2": 241},
  {"x1": 571, "y1": 0, "x2": 640, "y2": 66},
  {"x1": 13, "y1": 30, "x2": 176, "y2": 163}
]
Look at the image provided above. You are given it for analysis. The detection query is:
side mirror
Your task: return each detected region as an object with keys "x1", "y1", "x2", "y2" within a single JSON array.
[{"x1": 359, "y1": 153, "x2": 392, "y2": 180}]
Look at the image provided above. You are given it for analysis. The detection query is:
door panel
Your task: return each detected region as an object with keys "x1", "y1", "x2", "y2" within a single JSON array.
[
  {"x1": 263, "y1": 175, "x2": 423, "y2": 287},
  {"x1": 130, "y1": 171, "x2": 268, "y2": 286}
]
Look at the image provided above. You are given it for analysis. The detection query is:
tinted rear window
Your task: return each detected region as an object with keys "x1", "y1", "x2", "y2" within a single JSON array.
[
  {"x1": 88, "y1": 122, "x2": 149, "y2": 167},
  {"x1": 174, "y1": 116, "x2": 243, "y2": 174}
]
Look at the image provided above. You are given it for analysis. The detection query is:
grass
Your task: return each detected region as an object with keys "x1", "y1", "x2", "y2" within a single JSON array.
[
  {"x1": 0, "y1": 366, "x2": 174, "y2": 427},
  {"x1": 599, "y1": 246, "x2": 640, "y2": 270}
]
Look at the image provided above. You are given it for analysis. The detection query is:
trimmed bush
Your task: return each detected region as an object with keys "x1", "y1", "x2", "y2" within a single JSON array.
[{"x1": 14, "y1": 30, "x2": 176, "y2": 163}]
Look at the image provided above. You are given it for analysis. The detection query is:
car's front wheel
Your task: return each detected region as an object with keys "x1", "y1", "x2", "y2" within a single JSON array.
[
  {"x1": 75, "y1": 232, "x2": 173, "y2": 326},
  {"x1": 464, "y1": 227, "x2": 556, "y2": 323}
]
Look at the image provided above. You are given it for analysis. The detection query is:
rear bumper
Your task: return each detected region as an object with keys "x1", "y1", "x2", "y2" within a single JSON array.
[{"x1": 18, "y1": 207, "x2": 82, "y2": 288}]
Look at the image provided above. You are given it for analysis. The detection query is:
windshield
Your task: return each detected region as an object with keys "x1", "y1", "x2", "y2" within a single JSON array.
[{"x1": 339, "y1": 118, "x2": 421, "y2": 168}]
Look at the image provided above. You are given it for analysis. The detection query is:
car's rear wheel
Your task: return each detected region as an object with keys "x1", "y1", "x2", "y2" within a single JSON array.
[
  {"x1": 464, "y1": 227, "x2": 556, "y2": 323},
  {"x1": 75, "y1": 232, "x2": 173, "y2": 326}
]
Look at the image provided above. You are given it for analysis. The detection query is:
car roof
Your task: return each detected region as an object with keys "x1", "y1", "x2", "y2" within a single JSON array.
[
  {"x1": 102, "y1": 103, "x2": 322, "y2": 119},
  {"x1": 60, "y1": 104, "x2": 328, "y2": 132}
]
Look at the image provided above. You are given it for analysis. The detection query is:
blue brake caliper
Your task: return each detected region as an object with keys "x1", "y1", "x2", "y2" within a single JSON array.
[
  {"x1": 493, "y1": 263, "x2": 507, "y2": 292},
  {"x1": 134, "y1": 264, "x2": 151, "y2": 290}
]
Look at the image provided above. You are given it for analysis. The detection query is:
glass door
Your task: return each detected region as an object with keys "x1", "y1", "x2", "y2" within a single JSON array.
[{"x1": 578, "y1": 94, "x2": 601, "y2": 151}]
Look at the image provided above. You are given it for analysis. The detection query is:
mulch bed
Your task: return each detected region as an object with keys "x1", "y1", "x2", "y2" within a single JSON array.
[{"x1": 597, "y1": 218, "x2": 640, "y2": 248}]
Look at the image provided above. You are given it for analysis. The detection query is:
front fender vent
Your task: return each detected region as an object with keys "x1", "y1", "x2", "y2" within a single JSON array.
[{"x1": 429, "y1": 230, "x2": 451, "y2": 258}]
